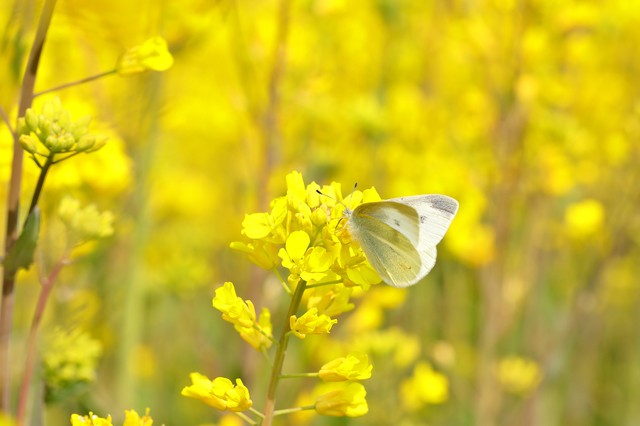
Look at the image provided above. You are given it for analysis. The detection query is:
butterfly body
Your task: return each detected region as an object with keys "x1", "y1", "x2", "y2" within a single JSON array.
[{"x1": 344, "y1": 194, "x2": 459, "y2": 288}]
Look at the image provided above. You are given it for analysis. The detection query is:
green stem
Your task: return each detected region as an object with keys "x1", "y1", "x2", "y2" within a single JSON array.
[
  {"x1": 16, "y1": 253, "x2": 69, "y2": 426},
  {"x1": 1, "y1": 0, "x2": 57, "y2": 412},
  {"x1": 261, "y1": 280, "x2": 307, "y2": 426},
  {"x1": 33, "y1": 69, "x2": 117, "y2": 97},
  {"x1": 234, "y1": 411, "x2": 258, "y2": 425},
  {"x1": 305, "y1": 279, "x2": 344, "y2": 289},
  {"x1": 0, "y1": 105, "x2": 13, "y2": 133},
  {"x1": 248, "y1": 407, "x2": 265, "y2": 419},
  {"x1": 273, "y1": 405, "x2": 315, "y2": 416},
  {"x1": 27, "y1": 156, "x2": 53, "y2": 220},
  {"x1": 272, "y1": 267, "x2": 291, "y2": 295},
  {"x1": 279, "y1": 372, "x2": 318, "y2": 379}
]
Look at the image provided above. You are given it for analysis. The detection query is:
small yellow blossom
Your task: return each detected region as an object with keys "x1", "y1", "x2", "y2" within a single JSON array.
[
  {"x1": 401, "y1": 362, "x2": 449, "y2": 411},
  {"x1": 564, "y1": 199, "x2": 605, "y2": 238},
  {"x1": 181, "y1": 373, "x2": 252, "y2": 412},
  {"x1": 212, "y1": 282, "x2": 273, "y2": 350},
  {"x1": 117, "y1": 37, "x2": 174, "y2": 75},
  {"x1": 229, "y1": 240, "x2": 279, "y2": 270},
  {"x1": 319, "y1": 353, "x2": 372, "y2": 382},
  {"x1": 497, "y1": 356, "x2": 542, "y2": 395},
  {"x1": 58, "y1": 197, "x2": 114, "y2": 245},
  {"x1": 279, "y1": 231, "x2": 333, "y2": 285},
  {"x1": 70, "y1": 412, "x2": 112, "y2": 426},
  {"x1": 279, "y1": 230, "x2": 311, "y2": 270},
  {"x1": 307, "y1": 283, "x2": 355, "y2": 317},
  {"x1": 70, "y1": 409, "x2": 153, "y2": 426},
  {"x1": 44, "y1": 328, "x2": 102, "y2": 398},
  {"x1": 240, "y1": 197, "x2": 287, "y2": 242},
  {"x1": 315, "y1": 383, "x2": 368, "y2": 417},
  {"x1": 290, "y1": 307, "x2": 337, "y2": 339},
  {"x1": 123, "y1": 409, "x2": 153, "y2": 426},
  {"x1": 212, "y1": 282, "x2": 256, "y2": 328},
  {"x1": 238, "y1": 308, "x2": 273, "y2": 351}
]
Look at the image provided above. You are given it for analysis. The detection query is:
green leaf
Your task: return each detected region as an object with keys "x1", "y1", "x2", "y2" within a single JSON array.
[{"x1": 3, "y1": 208, "x2": 40, "y2": 275}]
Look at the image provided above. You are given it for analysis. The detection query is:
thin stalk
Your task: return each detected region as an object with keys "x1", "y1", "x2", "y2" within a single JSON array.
[
  {"x1": 27, "y1": 156, "x2": 53, "y2": 219},
  {"x1": 261, "y1": 280, "x2": 307, "y2": 426},
  {"x1": 273, "y1": 405, "x2": 315, "y2": 416},
  {"x1": 279, "y1": 372, "x2": 318, "y2": 379},
  {"x1": 0, "y1": 105, "x2": 13, "y2": 132},
  {"x1": 1, "y1": 0, "x2": 57, "y2": 412},
  {"x1": 234, "y1": 411, "x2": 258, "y2": 425},
  {"x1": 34, "y1": 69, "x2": 117, "y2": 97},
  {"x1": 16, "y1": 253, "x2": 69, "y2": 426}
]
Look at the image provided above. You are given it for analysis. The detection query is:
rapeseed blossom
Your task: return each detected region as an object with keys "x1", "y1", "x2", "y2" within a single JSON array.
[
  {"x1": 319, "y1": 353, "x2": 372, "y2": 382},
  {"x1": 314, "y1": 383, "x2": 368, "y2": 417},
  {"x1": 181, "y1": 373, "x2": 252, "y2": 412}
]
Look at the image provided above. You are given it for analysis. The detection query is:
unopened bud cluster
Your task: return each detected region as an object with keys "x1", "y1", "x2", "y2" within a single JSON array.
[{"x1": 18, "y1": 98, "x2": 106, "y2": 165}]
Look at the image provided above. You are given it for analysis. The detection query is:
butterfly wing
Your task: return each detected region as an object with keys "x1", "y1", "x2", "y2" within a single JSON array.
[
  {"x1": 388, "y1": 194, "x2": 459, "y2": 281},
  {"x1": 347, "y1": 202, "x2": 424, "y2": 287}
]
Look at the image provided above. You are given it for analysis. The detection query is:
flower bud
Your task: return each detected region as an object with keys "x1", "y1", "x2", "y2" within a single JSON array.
[
  {"x1": 19, "y1": 135, "x2": 39, "y2": 154},
  {"x1": 117, "y1": 37, "x2": 174, "y2": 75}
]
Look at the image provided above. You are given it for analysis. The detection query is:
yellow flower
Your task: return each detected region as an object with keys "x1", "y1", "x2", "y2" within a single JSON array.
[
  {"x1": 229, "y1": 240, "x2": 279, "y2": 270},
  {"x1": 123, "y1": 409, "x2": 153, "y2": 426},
  {"x1": 117, "y1": 37, "x2": 174, "y2": 75},
  {"x1": 307, "y1": 283, "x2": 355, "y2": 317},
  {"x1": 181, "y1": 373, "x2": 252, "y2": 412},
  {"x1": 497, "y1": 356, "x2": 542, "y2": 395},
  {"x1": 290, "y1": 307, "x2": 337, "y2": 339},
  {"x1": 58, "y1": 197, "x2": 114, "y2": 245},
  {"x1": 237, "y1": 308, "x2": 273, "y2": 351},
  {"x1": 279, "y1": 231, "x2": 333, "y2": 284},
  {"x1": 212, "y1": 282, "x2": 272, "y2": 350},
  {"x1": 315, "y1": 383, "x2": 368, "y2": 417},
  {"x1": 44, "y1": 328, "x2": 102, "y2": 397},
  {"x1": 241, "y1": 197, "x2": 287, "y2": 242},
  {"x1": 319, "y1": 353, "x2": 372, "y2": 382},
  {"x1": 70, "y1": 412, "x2": 112, "y2": 426},
  {"x1": 279, "y1": 230, "x2": 311, "y2": 270},
  {"x1": 400, "y1": 362, "x2": 449, "y2": 411},
  {"x1": 233, "y1": 171, "x2": 384, "y2": 287},
  {"x1": 564, "y1": 199, "x2": 605, "y2": 239},
  {"x1": 212, "y1": 282, "x2": 256, "y2": 329}
]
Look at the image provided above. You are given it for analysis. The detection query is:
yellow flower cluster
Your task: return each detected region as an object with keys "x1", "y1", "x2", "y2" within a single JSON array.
[
  {"x1": 232, "y1": 170, "x2": 383, "y2": 289},
  {"x1": 70, "y1": 408, "x2": 153, "y2": 426},
  {"x1": 18, "y1": 97, "x2": 107, "y2": 165},
  {"x1": 43, "y1": 328, "x2": 102, "y2": 398},
  {"x1": 497, "y1": 356, "x2": 542, "y2": 395},
  {"x1": 212, "y1": 282, "x2": 273, "y2": 351},
  {"x1": 58, "y1": 197, "x2": 115, "y2": 245},
  {"x1": 181, "y1": 373, "x2": 252, "y2": 412},
  {"x1": 400, "y1": 362, "x2": 449, "y2": 411}
]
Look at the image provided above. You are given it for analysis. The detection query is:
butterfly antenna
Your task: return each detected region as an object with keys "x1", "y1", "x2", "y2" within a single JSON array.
[{"x1": 316, "y1": 189, "x2": 348, "y2": 232}]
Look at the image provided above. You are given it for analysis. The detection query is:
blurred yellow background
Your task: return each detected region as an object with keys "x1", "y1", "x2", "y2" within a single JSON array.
[{"x1": 2, "y1": 0, "x2": 640, "y2": 425}]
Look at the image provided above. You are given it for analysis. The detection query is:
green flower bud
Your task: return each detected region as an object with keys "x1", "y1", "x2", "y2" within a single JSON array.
[
  {"x1": 86, "y1": 136, "x2": 108, "y2": 153},
  {"x1": 76, "y1": 135, "x2": 96, "y2": 152},
  {"x1": 19, "y1": 135, "x2": 39, "y2": 154},
  {"x1": 25, "y1": 109, "x2": 39, "y2": 132},
  {"x1": 42, "y1": 97, "x2": 63, "y2": 120},
  {"x1": 57, "y1": 134, "x2": 76, "y2": 151}
]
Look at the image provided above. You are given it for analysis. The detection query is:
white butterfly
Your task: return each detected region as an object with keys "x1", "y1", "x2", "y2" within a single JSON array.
[{"x1": 343, "y1": 194, "x2": 459, "y2": 288}]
